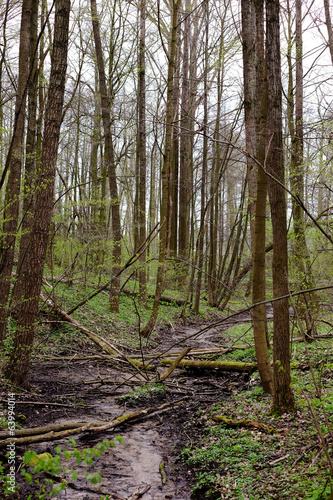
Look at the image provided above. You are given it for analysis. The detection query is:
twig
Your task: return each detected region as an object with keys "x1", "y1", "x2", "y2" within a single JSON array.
[
  {"x1": 0, "y1": 400, "x2": 82, "y2": 408},
  {"x1": 66, "y1": 222, "x2": 162, "y2": 315},
  {"x1": 269, "y1": 454, "x2": 290, "y2": 466}
]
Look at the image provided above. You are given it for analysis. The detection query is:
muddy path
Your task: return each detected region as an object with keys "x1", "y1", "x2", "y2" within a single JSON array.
[{"x1": 1, "y1": 315, "x2": 253, "y2": 499}]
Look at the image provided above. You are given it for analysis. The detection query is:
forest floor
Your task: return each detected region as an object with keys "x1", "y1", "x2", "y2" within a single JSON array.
[{"x1": 0, "y1": 285, "x2": 333, "y2": 499}]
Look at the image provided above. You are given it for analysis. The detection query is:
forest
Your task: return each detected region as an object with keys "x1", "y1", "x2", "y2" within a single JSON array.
[{"x1": 0, "y1": 0, "x2": 333, "y2": 498}]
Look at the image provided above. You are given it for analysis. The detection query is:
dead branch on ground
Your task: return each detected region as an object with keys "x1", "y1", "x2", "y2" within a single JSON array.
[{"x1": 0, "y1": 398, "x2": 188, "y2": 448}]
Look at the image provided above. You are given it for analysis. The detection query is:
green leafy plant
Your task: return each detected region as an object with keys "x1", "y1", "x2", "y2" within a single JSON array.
[
  {"x1": 20, "y1": 436, "x2": 123, "y2": 499},
  {"x1": 118, "y1": 383, "x2": 167, "y2": 404}
]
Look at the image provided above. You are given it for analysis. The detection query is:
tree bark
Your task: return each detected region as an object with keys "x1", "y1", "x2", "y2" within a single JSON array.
[
  {"x1": 136, "y1": 0, "x2": 147, "y2": 307},
  {"x1": 324, "y1": 0, "x2": 333, "y2": 65},
  {"x1": 266, "y1": 0, "x2": 295, "y2": 413},
  {"x1": 178, "y1": 0, "x2": 197, "y2": 287},
  {"x1": 4, "y1": 0, "x2": 70, "y2": 388},
  {"x1": 90, "y1": 0, "x2": 122, "y2": 312},
  {"x1": 0, "y1": 0, "x2": 32, "y2": 341},
  {"x1": 287, "y1": 0, "x2": 318, "y2": 334},
  {"x1": 11, "y1": 0, "x2": 39, "y2": 317},
  {"x1": 242, "y1": 0, "x2": 273, "y2": 393},
  {"x1": 141, "y1": 0, "x2": 181, "y2": 336},
  {"x1": 194, "y1": 0, "x2": 209, "y2": 315}
]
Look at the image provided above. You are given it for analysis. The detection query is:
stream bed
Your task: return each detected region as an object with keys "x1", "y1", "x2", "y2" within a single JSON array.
[{"x1": 2, "y1": 319, "x2": 252, "y2": 499}]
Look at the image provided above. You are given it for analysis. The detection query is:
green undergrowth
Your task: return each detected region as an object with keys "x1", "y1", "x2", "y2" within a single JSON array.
[
  {"x1": 181, "y1": 383, "x2": 333, "y2": 499},
  {"x1": 27, "y1": 277, "x2": 221, "y2": 357},
  {"x1": 180, "y1": 334, "x2": 333, "y2": 500},
  {"x1": 118, "y1": 382, "x2": 168, "y2": 405},
  {"x1": 1, "y1": 436, "x2": 122, "y2": 498}
]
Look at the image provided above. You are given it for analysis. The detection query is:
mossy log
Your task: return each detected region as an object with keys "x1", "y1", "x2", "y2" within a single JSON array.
[
  {"x1": 0, "y1": 422, "x2": 88, "y2": 440},
  {"x1": 160, "y1": 359, "x2": 257, "y2": 372},
  {"x1": 212, "y1": 415, "x2": 276, "y2": 433}
]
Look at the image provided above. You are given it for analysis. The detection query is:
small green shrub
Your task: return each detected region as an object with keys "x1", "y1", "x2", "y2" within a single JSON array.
[
  {"x1": 19, "y1": 436, "x2": 123, "y2": 499},
  {"x1": 118, "y1": 383, "x2": 167, "y2": 404}
]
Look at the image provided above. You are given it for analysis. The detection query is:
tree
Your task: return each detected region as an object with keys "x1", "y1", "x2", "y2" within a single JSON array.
[
  {"x1": 194, "y1": 0, "x2": 209, "y2": 315},
  {"x1": 134, "y1": 0, "x2": 147, "y2": 307},
  {"x1": 10, "y1": 0, "x2": 39, "y2": 317},
  {"x1": 5, "y1": 0, "x2": 70, "y2": 388},
  {"x1": 90, "y1": 0, "x2": 122, "y2": 312},
  {"x1": 0, "y1": 0, "x2": 33, "y2": 341},
  {"x1": 141, "y1": 0, "x2": 181, "y2": 336},
  {"x1": 324, "y1": 0, "x2": 333, "y2": 65},
  {"x1": 241, "y1": 0, "x2": 273, "y2": 394},
  {"x1": 266, "y1": 0, "x2": 295, "y2": 413},
  {"x1": 285, "y1": 0, "x2": 318, "y2": 337}
]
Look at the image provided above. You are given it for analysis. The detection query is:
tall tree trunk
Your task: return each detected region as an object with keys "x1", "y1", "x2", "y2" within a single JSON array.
[
  {"x1": 208, "y1": 21, "x2": 225, "y2": 306},
  {"x1": 136, "y1": 0, "x2": 147, "y2": 307},
  {"x1": 5, "y1": 0, "x2": 70, "y2": 387},
  {"x1": 0, "y1": 0, "x2": 32, "y2": 342},
  {"x1": 0, "y1": 0, "x2": 10, "y2": 176},
  {"x1": 141, "y1": 0, "x2": 181, "y2": 336},
  {"x1": 90, "y1": 69, "x2": 101, "y2": 232},
  {"x1": 90, "y1": 0, "x2": 121, "y2": 312},
  {"x1": 10, "y1": 0, "x2": 39, "y2": 317},
  {"x1": 178, "y1": 0, "x2": 194, "y2": 286},
  {"x1": 170, "y1": 35, "x2": 180, "y2": 258},
  {"x1": 242, "y1": 0, "x2": 273, "y2": 393},
  {"x1": 194, "y1": 0, "x2": 209, "y2": 315},
  {"x1": 287, "y1": 0, "x2": 318, "y2": 335},
  {"x1": 324, "y1": 0, "x2": 333, "y2": 65},
  {"x1": 266, "y1": 0, "x2": 295, "y2": 413}
]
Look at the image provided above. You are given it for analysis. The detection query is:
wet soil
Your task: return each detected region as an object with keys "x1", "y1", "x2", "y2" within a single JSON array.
[{"x1": 0, "y1": 317, "x2": 252, "y2": 499}]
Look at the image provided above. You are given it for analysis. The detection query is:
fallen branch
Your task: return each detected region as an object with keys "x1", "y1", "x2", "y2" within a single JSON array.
[
  {"x1": 121, "y1": 287, "x2": 185, "y2": 306},
  {"x1": 160, "y1": 359, "x2": 258, "y2": 372},
  {"x1": 158, "y1": 347, "x2": 192, "y2": 382},
  {"x1": 38, "y1": 354, "x2": 117, "y2": 361},
  {"x1": 0, "y1": 400, "x2": 80, "y2": 408},
  {"x1": 0, "y1": 422, "x2": 88, "y2": 440},
  {"x1": 131, "y1": 344, "x2": 255, "y2": 359},
  {"x1": 0, "y1": 398, "x2": 188, "y2": 448},
  {"x1": 40, "y1": 293, "x2": 150, "y2": 381},
  {"x1": 269, "y1": 454, "x2": 290, "y2": 466},
  {"x1": 292, "y1": 333, "x2": 333, "y2": 342},
  {"x1": 127, "y1": 485, "x2": 151, "y2": 499}
]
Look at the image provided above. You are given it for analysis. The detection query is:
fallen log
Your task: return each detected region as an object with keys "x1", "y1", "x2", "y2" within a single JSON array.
[
  {"x1": 0, "y1": 398, "x2": 188, "y2": 448},
  {"x1": 0, "y1": 422, "x2": 88, "y2": 440},
  {"x1": 132, "y1": 344, "x2": 255, "y2": 359},
  {"x1": 160, "y1": 359, "x2": 258, "y2": 372},
  {"x1": 212, "y1": 415, "x2": 276, "y2": 433},
  {"x1": 292, "y1": 333, "x2": 333, "y2": 342}
]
